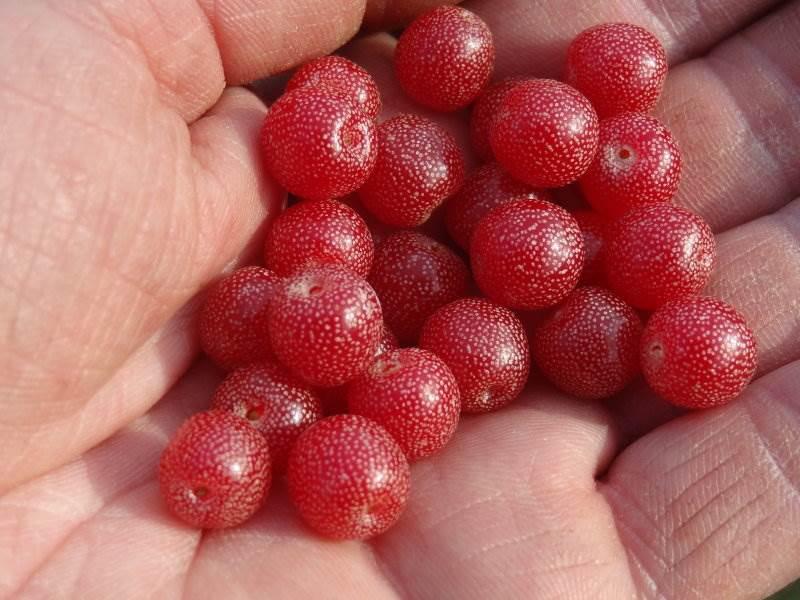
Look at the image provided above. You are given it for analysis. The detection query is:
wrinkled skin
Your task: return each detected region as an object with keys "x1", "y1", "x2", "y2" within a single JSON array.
[{"x1": 1, "y1": 0, "x2": 799, "y2": 598}]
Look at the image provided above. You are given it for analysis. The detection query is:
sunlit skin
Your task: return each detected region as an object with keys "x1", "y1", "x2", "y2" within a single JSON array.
[{"x1": 0, "y1": 1, "x2": 799, "y2": 598}]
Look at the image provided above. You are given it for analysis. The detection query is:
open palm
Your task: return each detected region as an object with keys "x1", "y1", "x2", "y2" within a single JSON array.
[{"x1": 1, "y1": 0, "x2": 799, "y2": 598}]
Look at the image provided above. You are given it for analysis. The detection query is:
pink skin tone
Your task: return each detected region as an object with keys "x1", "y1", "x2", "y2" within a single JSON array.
[{"x1": 2, "y1": 2, "x2": 799, "y2": 599}]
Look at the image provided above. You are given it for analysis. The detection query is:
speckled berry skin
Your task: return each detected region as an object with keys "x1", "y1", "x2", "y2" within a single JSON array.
[
  {"x1": 572, "y1": 210, "x2": 608, "y2": 286},
  {"x1": 287, "y1": 414, "x2": 411, "y2": 539},
  {"x1": 268, "y1": 266, "x2": 383, "y2": 387},
  {"x1": 490, "y1": 79, "x2": 599, "y2": 188},
  {"x1": 211, "y1": 362, "x2": 323, "y2": 470},
  {"x1": 580, "y1": 113, "x2": 682, "y2": 219},
  {"x1": 470, "y1": 78, "x2": 526, "y2": 163},
  {"x1": 159, "y1": 410, "x2": 272, "y2": 529},
  {"x1": 261, "y1": 87, "x2": 377, "y2": 200},
  {"x1": 532, "y1": 287, "x2": 643, "y2": 399},
  {"x1": 358, "y1": 114, "x2": 465, "y2": 227},
  {"x1": 606, "y1": 204, "x2": 716, "y2": 311},
  {"x1": 566, "y1": 23, "x2": 668, "y2": 119},
  {"x1": 199, "y1": 266, "x2": 280, "y2": 370},
  {"x1": 264, "y1": 199, "x2": 374, "y2": 278},
  {"x1": 347, "y1": 348, "x2": 460, "y2": 461},
  {"x1": 369, "y1": 231, "x2": 470, "y2": 344},
  {"x1": 444, "y1": 162, "x2": 552, "y2": 250},
  {"x1": 394, "y1": 6, "x2": 495, "y2": 112},
  {"x1": 641, "y1": 296, "x2": 757, "y2": 409},
  {"x1": 420, "y1": 298, "x2": 530, "y2": 413},
  {"x1": 286, "y1": 55, "x2": 381, "y2": 119},
  {"x1": 471, "y1": 199, "x2": 585, "y2": 310}
]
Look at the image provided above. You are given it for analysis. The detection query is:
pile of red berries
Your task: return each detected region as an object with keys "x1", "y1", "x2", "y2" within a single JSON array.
[{"x1": 159, "y1": 8, "x2": 758, "y2": 539}]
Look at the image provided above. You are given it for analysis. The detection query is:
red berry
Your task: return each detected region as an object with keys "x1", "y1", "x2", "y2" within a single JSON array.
[
  {"x1": 394, "y1": 6, "x2": 495, "y2": 112},
  {"x1": 264, "y1": 199, "x2": 374, "y2": 278},
  {"x1": 580, "y1": 113, "x2": 682, "y2": 219},
  {"x1": 444, "y1": 162, "x2": 552, "y2": 250},
  {"x1": 199, "y1": 266, "x2": 280, "y2": 370},
  {"x1": 420, "y1": 298, "x2": 530, "y2": 413},
  {"x1": 347, "y1": 348, "x2": 460, "y2": 461},
  {"x1": 287, "y1": 415, "x2": 411, "y2": 539},
  {"x1": 358, "y1": 114, "x2": 465, "y2": 227},
  {"x1": 369, "y1": 231, "x2": 470, "y2": 344},
  {"x1": 471, "y1": 199, "x2": 585, "y2": 310},
  {"x1": 532, "y1": 287, "x2": 643, "y2": 399},
  {"x1": 261, "y1": 87, "x2": 377, "y2": 200},
  {"x1": 470, "y1": 78, "x2": 526, "y2": 162},
  {"x1": 268, "y1": 266, "x2": 383, "y2": 387},
  {"x1": 606, "y1": 204, "x2": 716, "y2": 311},
  {"x1": 211, "y1": 362, "x2": 323, "y2": 470},
  {"x1": 572, "y1": 210, "x2": 608, "y2": 286},
  {"x1": 286, "y1": 55, "x2": 381, "y2": 119},
  {"x1": 566, "y1": 23, "x2": 668, "y2": 119},
  {"x1": 159, "y1": 410, "x2": 271, "y2": 529},
  {"x1": 490, "y1": 79, "x2": 599, "y2": 188},
  {"x1": 641, "y1": 297, "x2": 757, "y2": 409}
]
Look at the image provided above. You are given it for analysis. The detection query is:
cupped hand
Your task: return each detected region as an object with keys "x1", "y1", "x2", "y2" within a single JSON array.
[{"x1": 1, "y1": 0, "x2": 799, "y2": 598}]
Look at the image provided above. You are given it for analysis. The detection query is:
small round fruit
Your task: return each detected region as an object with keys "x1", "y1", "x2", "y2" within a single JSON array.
[
  {"x1": 211, "y1": 362, "x2": 323, "y2": 469},
  {"x1": 444, "y1": 162, "x2": 552, "y2": 250},
  {"x1": 369, "y1": 231, "x2": 470, "y2": 344},
  {"x1": 261, "y1": 87, "x2": 377, "y2": 200},
  {"x1": 287, "y1": 415, "x2": 411, "y2": 539},
  {"x1": 347, "y1": 348, "x2": 460, "y2": 461},
  {"x1": 159, "y1": 410, "x2": 272, "y2": 529},
  {"x1": 566, "y1": 23, "x2": 668, "y2": 118},
  {"x1": 264, "y1": 199, "x2": 374, "y2": 277},
  {"x1": 395, "y1": 6, "x2": 495, "y2": 111},
  {"x1": 470, "y1": 78, "x2": 526, "y2": 162},
  {"x1": 606, "y1": 204, "x2": 716, "y2": 310},
  {"x1": 199, "y1": 266, "x2": 280, "y2": 370},
  {"x1": 490, "y1": 79, "x2": 599, "y2": 188},
  {"x1": 420, "y1": 298, "x2": 530, "y2": 413},
  {"x1": 268, "y1": 266, "x2": 383, "y2": 387},
  {"x1": 580, "y1": 113, "x2": 682, "y2": 219},
  {"x1": 286, "y1": 55, "x2": 381, "y2": 119},
  {"x1": 572, "y1": 210, "x2": 608, "y2": 286},
  {"x1": 471, "y1": 199, "x2": 585, "y2": 310},
  {"x1": 358, "y1": 114, "x2": 465, "y2": 228},
  {"x1": 641, "y1": 296, "x2": 757, "y2": 409},
  {"x1": 532, "y1": 287, "x2": 643, "y2": 399}
]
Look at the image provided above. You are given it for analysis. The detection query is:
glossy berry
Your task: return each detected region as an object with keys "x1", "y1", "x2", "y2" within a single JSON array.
[
  {"x1": 369, "y1": 231, "x2": 470, "y2": 344},
  {"x1": 572, "y1": 210, "x2": 608, "y2": 286},
  {"x1": 420, "y1": 298, "x2": 530, "y2": 413},
  {"x1": 566, "y1": 23, "x2": 668, "y2": 118},
  {"x1": 395, "y1": 6, "x2": 495, "y2": 111},
  {"x1": 580, "y1": 113, "x2": 682, "y2": 219},
  {"x1": 490, "y1": 79, "x2": 599, "y2": 188},
  {"x1": 268, "y1": 266, "x2": 383, "y2": 387},
  {"x1": 471, "y1": 199, "x2": 585, "y2": 310},
  {"x1": 159, "y1": 410, "x2": 271, "y2": 529},
  {"x1": 211, "y1": 362, "x2": 323, "y2": 470},
  {"x1": 641, "y1": 296, "x2": 757, "y2": 409},
  {"x1": 470, "y1": 78, "x2": 526, "y2": 162},
  {"x1": 606, "y1": 204, "x2": 715, "y2": 310},
  {"x1": 199, "y1": 266, "x2": 280, "y2": 370},
  {"x1": 347, "y1": 348, "x2": 460, "y2": 461},
  {"x1": 287, "y1": 415, "x2": 411, "y2": 539},
  {"x1": 358, "y1": 114, "x2": 465, "y2": 227},
  {"x1": 444, "y1": 162, "x2": 552, "y2": 250},
  {"x1": 286, "y1": 55, "x2": 381, "y2": 119},
  {"x1": 261, "y1": 87, "x2": 377, "y2": 200},
  {"x1": 532, "y1": 287, "x2": 643, "y2": 399},
  {"x1": 264, "y1": 199, "x2": 374, "y2": 278}
]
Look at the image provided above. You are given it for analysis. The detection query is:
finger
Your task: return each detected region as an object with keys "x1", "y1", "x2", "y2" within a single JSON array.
[
  {"x1": 363, "y1": 0, "x2": 461, "y2": 31},
  {"x1": 464, "y1": 0, "x2": 781, "y2": 79},
  {"x1": 600, "y1": 360, "x2": 800, "y2": 600}
]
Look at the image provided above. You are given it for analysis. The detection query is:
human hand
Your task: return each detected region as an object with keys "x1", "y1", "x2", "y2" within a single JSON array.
[{"x1": 1, "y1": 0, "x2": 798, "y2": 598}]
